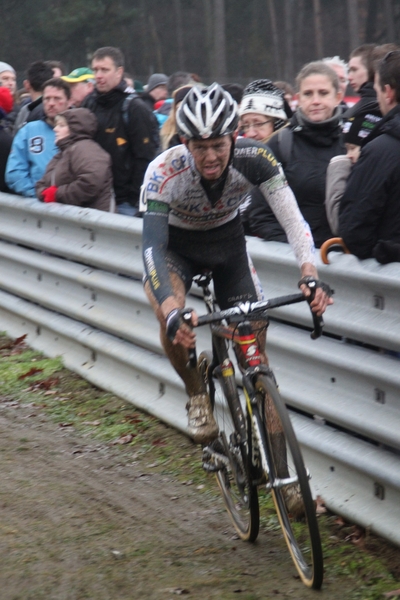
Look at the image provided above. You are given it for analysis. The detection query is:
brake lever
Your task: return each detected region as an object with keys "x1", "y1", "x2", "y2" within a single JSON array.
[{"x1": 182, "y1": 310, "x2": 197, "y2": 369}]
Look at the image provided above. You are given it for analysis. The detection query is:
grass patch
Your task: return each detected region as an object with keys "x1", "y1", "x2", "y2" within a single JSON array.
[{"x1": 1, "y1": 334, "x2": 400, "y2": 598}]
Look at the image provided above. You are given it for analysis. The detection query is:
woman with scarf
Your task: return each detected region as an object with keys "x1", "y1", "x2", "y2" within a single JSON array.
[{"x1": 265, "y1": 62, "x2": 345, "y2": 247}]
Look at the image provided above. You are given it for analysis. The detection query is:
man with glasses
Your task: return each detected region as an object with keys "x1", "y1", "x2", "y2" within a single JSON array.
[
  {"x1": 339, "y1": 50, "x2": 400, "y2": 263},
  {"x1": 142, "y1": 83, "x2": 332, "y2": 444}
]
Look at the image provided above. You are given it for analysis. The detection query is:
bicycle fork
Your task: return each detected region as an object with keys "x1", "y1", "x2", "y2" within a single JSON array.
[{"x1": 242, "y1": 370, "x2": 299, "y2": 491}]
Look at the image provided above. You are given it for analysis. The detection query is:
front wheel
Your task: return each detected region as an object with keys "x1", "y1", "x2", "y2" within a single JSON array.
[
  {"x1": 254, "y1": 375, "x2": 323, "y2": 589},
  {"x1": 198, "y1": 351, "x2": 259, "y2": 542}
]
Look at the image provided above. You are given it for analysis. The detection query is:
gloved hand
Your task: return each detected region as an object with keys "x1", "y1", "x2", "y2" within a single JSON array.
[{"x1": 42, "y1": 186, "x2": 58, "y2": 203}]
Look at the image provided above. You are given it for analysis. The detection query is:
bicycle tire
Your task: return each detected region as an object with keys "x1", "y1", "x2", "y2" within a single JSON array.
[
  {"x1": 198, "y1": 351, "x2": 259, "y2": 542},
  {"x1": 254, "y1": 374, "x2": 323, "y2": 589}
]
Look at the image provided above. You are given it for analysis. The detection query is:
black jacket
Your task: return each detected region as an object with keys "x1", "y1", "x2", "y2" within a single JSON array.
[
  {"x1": 83, "y1": 81, "x2": 159, "y2": 208},
  {"x1": 0, "y1": 122, "x2": 12, "y2": 192},
  {"x1": 250, "y1": 109, "x2": 345, "y2": 248},
  {"x1": 339, "y1": 104, "x2": 400, "y2": 260},
  {"x1": 342, "y1": 82, "x2": 381, "y2": 121}
]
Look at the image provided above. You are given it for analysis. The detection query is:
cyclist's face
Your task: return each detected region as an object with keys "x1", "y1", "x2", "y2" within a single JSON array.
[{"x1": 187, "y1": 136, "x2": 234, "y2": 180}]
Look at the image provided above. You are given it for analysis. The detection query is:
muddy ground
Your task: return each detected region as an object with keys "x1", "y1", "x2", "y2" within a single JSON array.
[{"x1": 0, "y1": 338, "x2": 399, "y2": 600}]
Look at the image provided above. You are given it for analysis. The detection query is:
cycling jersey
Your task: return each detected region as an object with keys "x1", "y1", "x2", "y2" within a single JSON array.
[{"x1": 142, "y1": 137, "x2": 315, "y2": 306}]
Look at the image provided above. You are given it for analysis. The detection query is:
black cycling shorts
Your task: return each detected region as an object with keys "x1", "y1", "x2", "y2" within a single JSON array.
[{"x1": 165, "y1": 215, "x2": 262, "y2": 309}]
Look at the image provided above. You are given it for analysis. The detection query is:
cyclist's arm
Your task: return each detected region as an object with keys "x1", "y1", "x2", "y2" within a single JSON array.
[
  {"x1": 142, "y1": 199, "x2": 174, "y2": 310},
  {"x1": 258, "y1": 175, "x2": 316, "y2": 268}
]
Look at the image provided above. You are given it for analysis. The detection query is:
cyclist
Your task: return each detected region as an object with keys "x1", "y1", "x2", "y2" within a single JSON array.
[{"x1": 142, "y1": 83, "x2": 332, "y2": 444}]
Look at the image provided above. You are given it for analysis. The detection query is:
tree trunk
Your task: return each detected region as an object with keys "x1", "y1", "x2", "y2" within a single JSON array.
[
  {"x1": 149, "y1": 13, "x2": 164, "y2": 73},
  {"x1": 365, "y1": 0, "x2": 379, "y2": 42},
  {"x1": 174, "y1": 0, "x2": 185, "y2": 70},
  {"x1": 384, "y1": 0, "x2": 396, "y2": 42},
  {"x1": 294, "y1": 0, "x2": 305, "y2": 76},
  {"x1": 203, "y1": 0, "x2": 214, "y2": 80},
  {"x1": 283, "y1": 0, "x2": 294, "y2": 83},
  {"x1": 213, "y1": 0, "x2": 227, "y2": 81},
  {"x1": 313, "y1": 0, "x2": 324, "y2": 58},
  {"x1": 346, "y1": 0, "x2": 360, "y2": 50},
  {"x1": 267, "y1": 0, "x2": 282, "y2": 79}
]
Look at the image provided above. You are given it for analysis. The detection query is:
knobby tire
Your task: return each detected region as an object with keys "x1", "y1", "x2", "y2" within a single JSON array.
[
  {"x1": 198, "y1": 351, "x2": 259, "y2": 542},
  {"x1": 254, "y1": 374, "x2": 324, "y2": 589}
]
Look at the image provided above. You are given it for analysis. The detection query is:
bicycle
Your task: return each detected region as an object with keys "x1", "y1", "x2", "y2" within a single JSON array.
[{"x1": 183, "y1": 273, "x2": 327, "y2": 589}]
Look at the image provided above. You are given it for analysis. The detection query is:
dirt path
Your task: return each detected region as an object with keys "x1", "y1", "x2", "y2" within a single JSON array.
[{"x1": 0, "y1": 396, "x2": 371, "y2": 600}]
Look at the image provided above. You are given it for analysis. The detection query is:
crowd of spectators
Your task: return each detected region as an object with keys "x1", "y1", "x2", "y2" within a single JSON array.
[{"x1": 1, "y1": 42, "x2": 400, "y2": 261}]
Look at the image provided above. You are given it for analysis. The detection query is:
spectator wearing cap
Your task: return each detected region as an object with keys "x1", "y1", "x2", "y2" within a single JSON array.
[
  {"x1": 140, "y1": 73, "x2": 168, "y2": 111},
  {"x1": 325, "y1": 111, "x2": 381, "y2": 234},
  {"x1": 6, "y1": 78, "x2": 70, "y2": 197},
  {"x1": 0, "y1": 62, "x2": 17, "y2": 95},
  {"x1": 237, "y1": 79, "x2": 291, "y2": 240},
  {"x1": 0, "y1": 87, "x2": 13, "y2": 192},
  {"x1": 36, "y1": 108, "x2": 114, "y2": 212},
  {"x1": 62, "y1": 68, "x2": 95, "y2": 108}
]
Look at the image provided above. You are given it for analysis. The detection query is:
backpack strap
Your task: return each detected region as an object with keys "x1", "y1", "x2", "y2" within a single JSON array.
[
  {"x1": 121, "y1": 92, "x2": 139, "y2": 127},
  {"x1": 277, "y1": 126, "x2": 293, "y2": 168}
]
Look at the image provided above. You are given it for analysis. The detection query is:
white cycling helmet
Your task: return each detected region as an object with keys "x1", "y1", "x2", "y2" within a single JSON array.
[{"x1": 176, "y1": 83, "x2": 239, "y2": 140}]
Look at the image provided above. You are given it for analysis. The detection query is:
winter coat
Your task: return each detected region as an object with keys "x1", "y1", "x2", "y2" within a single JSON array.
[
  {"x1": 82, "y1": 81, "x2": 159, "y2": 209},
  {"x1": 0, "y1": 124, "x2": 12, "y2": 193},
  {"x1": 5, "y1": 118, "x2": 57, "y2": 197},
  {"x1": 342, "y1": 82, "x2": 381, "y2": 121},
  {"x1": 266, "y1": 108, "x2": 346, "y2": 248},
  {"x1": 325, "y1": 155, "x2": 352, "y2": 235},
  {"x1": 36, "y1": 108, "x2": 113, "y2": 212},
  {"x1": 339, "y1": 104, "x2": 400, "y2": 261}
]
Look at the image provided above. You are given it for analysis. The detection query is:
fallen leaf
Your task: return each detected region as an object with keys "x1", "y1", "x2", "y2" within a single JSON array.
[
  {"x1": 59, "y1": 422, "x2": 74, "y2": 428},
  {"x1": 167, "y1": 589, "x2": 189, "y2": 596},
  {"x1": 151, "y1": 438, "x2": 166, "y2": 446},
  {"x1": 334, "y1": 516, "x2": 346, "y2": 527},
  {"x1": 113, "y1": 433, "x2": 135, "y2": 445},
  {"x1": 383, "y1": 589, "x2": 400, "y2": 598},
  {"x1": 315, "y1": 495, "x2": 327, "y2": 514},
  {"x1": 43, "y1": 390, "x2": 57, "y2": 396},
  {"x1": 82, "y1": 420, "x2": 101, "y2": 426},
  {"x1": 345, "y1": 525, "x2": 365, "y2": 546},
  {"x1": 18, "y1": 367, "x2": 44, "y2": 379}
]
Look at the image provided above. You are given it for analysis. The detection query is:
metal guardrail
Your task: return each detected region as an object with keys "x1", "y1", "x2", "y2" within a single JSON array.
[{"x1": 0, "y1": 193, "x2": 399, "y2": 547}]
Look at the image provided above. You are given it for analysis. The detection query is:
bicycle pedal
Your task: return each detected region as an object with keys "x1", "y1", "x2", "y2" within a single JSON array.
[{"x1": 202, "y1": 460, "x2": 221, "y2": 473}]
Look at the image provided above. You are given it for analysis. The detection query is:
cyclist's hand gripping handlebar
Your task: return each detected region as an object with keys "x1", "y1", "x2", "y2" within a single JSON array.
[
  {"x1": 166, "y1": 308, "x2": 197, "y2": 368},
  {"x1": 298, "y1": 276, "x2": 334, "y2": 339}
]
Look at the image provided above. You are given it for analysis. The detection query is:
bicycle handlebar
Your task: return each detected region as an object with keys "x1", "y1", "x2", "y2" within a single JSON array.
[
  {"x1": 184, "y1": 291, "x2": 325, "y2": 369},
  {"x1": 195, "y1": 292, "x2": 324, "y2": 340}
]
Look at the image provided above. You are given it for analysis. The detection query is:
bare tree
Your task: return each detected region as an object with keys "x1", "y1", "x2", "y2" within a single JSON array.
[
  {"x1": 174, "y1": 0, "x2": 185, "y2": 70},
  {"x1": 313, "y1": 0, "x2": 324, "y2": 58},
  {"x1": 384, "y1": 0, "x2": 396, "y2": 41},
  {"x1": 214, "y1": 0, "x2": 227, "y2": 80},
  {"x1": 283, "y1": 0, "x2": 294, "y2": 82},
  {"x1": 203, "y1": 0, "x2": 214, "y2": 80},
  {"x1": 267, "y1": 0, "x2": 282, "y2": 78},
  {"x1": 365, "y1": 0, "x2": 379, "y2": 42},
  {"x1": 347, "y1": 0, "x2": 360, "y2": 50}
]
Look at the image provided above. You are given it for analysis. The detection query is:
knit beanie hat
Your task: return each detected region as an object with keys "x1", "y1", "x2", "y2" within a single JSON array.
[
  {"x1": 0, "y1": 87, "x2": 13, "y2": 114},
  {"x1": 342, "y1": 112, "x2": 381, "y2": 145},
  {"x1": 240, "y1": 79, "x2": 288, "y2": 129},
  {"x1": 0, "y1": 61, "x2": 15, "y2": 75},
  {"x1": 146, "y1": 73, "x2": 168, "y2": 93}
]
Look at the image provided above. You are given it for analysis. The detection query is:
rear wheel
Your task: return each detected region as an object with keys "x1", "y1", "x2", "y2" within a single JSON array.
[
  {"x1": 254, "y1": 375, "x2": 323, "y2": 589},
  {"x1": 198, "y1": 351, "x2": 259, "y2": 542}
]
